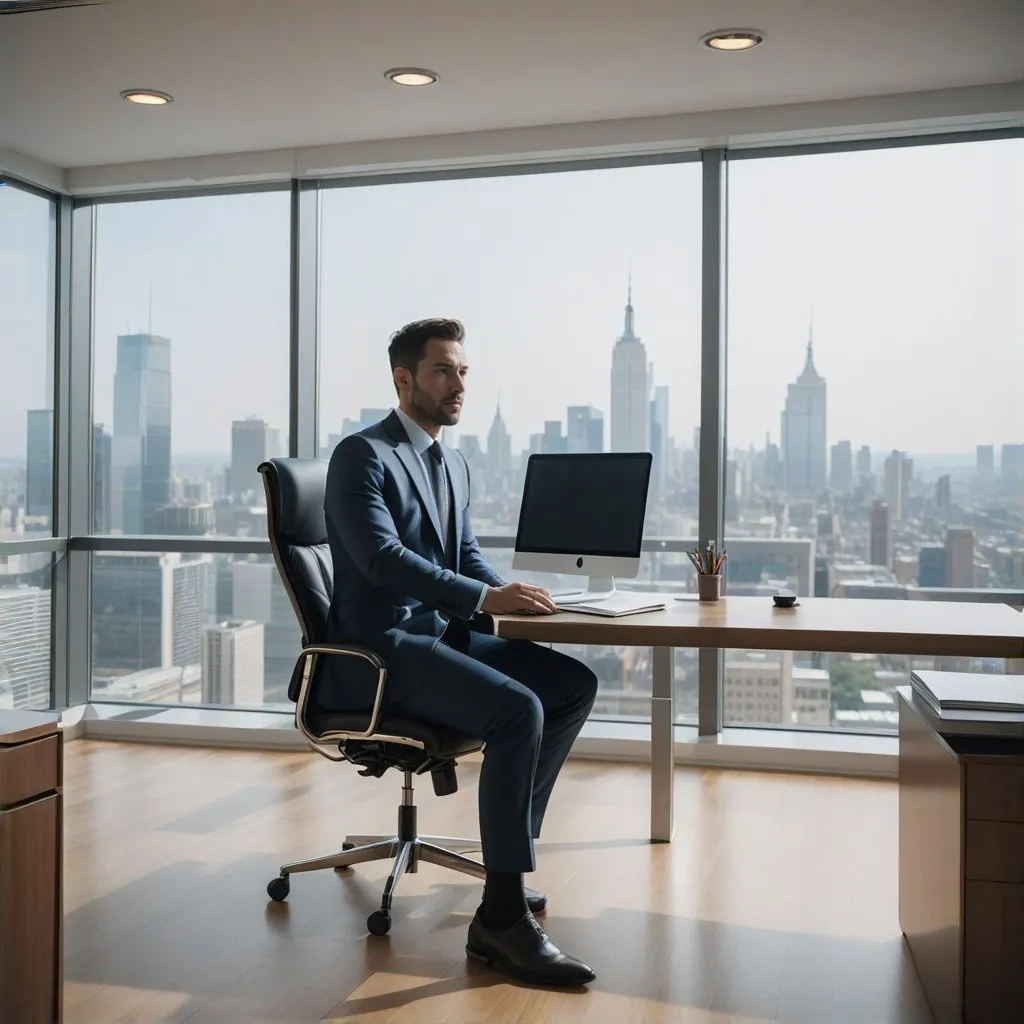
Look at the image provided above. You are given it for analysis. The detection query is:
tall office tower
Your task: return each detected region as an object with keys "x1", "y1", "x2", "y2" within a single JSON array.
[
  {"x1": 566, "y1": 406, "x2": 604, "y2": 453},
  {"x1": 150, "y1": 502, "x2": 214, "y2": 536},
  {"x1": 935, "y1": 475, "x2": 952, "y2": 515},
  {"x1": 201, "y1": 620, "x2": 265, "y2": 706},
  {"x1": 91, "y1": 552, "x2": 214, "y2": 674},
  {"x1": 764, "y1": 438, "x2": 782, "y2": 491},
  {"x1": 781, "y1": 337, "x2": 827, "y2": 496},
  {"x1": 486, "y1": 401, "x2": 512, "y2": 482},
  {"x1": 829, "y1": 440, "x2": 853, "y2": 494},
  {"x1": 230, "y1": 418, "x2": 279, "y2": 499},
  {"x1": 541, "y1": 421, "x2": 566, "y2": 453},
  {"x1": 945, "y1": 526, "x2": 975, "y2": 588},
  {"x1": 93, "y1": 424, "x2": 112, "y2": 533},
  {"x1": 918, "y1": 546, "x2": 947, "y2": 587},
  {"x1": 883, "y1": 450, "x2": 912, "y2": 522},
  {"x1": 649, "y1": 385, "x2": 670, "y2": 490},
  {"x1": 0, "y1": 585, "x2": 51, "y2": 710},
  {"x1": 856, "y1": 444, "x2": 873, "y2": 485},
  {"x1": 231, "y1": 559, "x2": 300, "y2": 704},
  {"x1": 610, "y1": 281, "x2": 650, "y2": 453},
  {"x1": 1002, "y1": 443, "x2": 1024, "y2": 495},
  {"x1": 976, "y1": 445, "x2": 995, "y2": 480},
  {"x1": 869, "y1": 500, "x2": 891, "y2": 568},
  {"x1": 111, "y1": 333, "x2": 171, "y2": 534},
  {"x1": 25, "y1": 409, "x2": 53, "y2": 525}
]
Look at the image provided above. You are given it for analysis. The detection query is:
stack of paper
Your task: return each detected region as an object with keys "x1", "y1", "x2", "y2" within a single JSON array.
[{"x1": 912, "y1": 671, "x2": 1024, "y2": 714}]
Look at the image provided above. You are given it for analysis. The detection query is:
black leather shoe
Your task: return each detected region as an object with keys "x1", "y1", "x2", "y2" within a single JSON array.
[{"x1": 466, "y1": 910, "x2": 596, "y2": 986}]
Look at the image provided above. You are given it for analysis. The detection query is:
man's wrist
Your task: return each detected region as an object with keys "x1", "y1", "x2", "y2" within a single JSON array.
[{"x1": 473, "y1": 583, "x2": 490, "y2": 615}]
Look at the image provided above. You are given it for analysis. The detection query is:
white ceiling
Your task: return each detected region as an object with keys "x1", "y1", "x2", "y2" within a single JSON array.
[{"x1": 1, "y1": 0, "x2": 1022, "y2": 171}]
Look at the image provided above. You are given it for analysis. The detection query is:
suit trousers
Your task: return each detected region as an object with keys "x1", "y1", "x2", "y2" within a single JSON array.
[{"x1": 382, "y1": 630, "x2": 598, "y2": 873}]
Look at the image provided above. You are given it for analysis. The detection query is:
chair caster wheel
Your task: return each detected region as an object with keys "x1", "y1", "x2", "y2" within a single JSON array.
[
  {"x1": 367, "y1": 910, "x2": 391, "y2": 936},
  {"x1": 267, "y1": 875, "x2": 290, "y2": 902}
]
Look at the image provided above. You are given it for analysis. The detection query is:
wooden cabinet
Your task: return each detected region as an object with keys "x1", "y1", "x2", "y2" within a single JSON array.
[
  {"x1": 899, "y1": 692, "x2": 1024, "y2": 1023},
  {"x1": 0, "y1": 712, "x2": 62, "y2": 1024}
]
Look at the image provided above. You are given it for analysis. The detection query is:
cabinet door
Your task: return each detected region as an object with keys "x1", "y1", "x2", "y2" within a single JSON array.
[
  {"x1": 0, "y1": 794, "x2": 59, "y2": 1024},
  {"x1": 964, "y1": 880, "x2": 1024, "y2": 1023}
]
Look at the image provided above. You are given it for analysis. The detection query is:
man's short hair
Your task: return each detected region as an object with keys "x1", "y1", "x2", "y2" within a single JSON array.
[{"x1": 388, "y1": 318, "x2": 465, "y2": 374}]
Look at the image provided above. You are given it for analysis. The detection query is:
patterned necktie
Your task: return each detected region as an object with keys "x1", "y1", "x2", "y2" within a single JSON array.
[{"x1": 426, "y1": 441, "x2": 450, "y2": 555}]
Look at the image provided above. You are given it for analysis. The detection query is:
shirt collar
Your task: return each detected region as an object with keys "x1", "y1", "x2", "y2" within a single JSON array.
[{"x1": 394, "y1": 406, "x2": 438, "y2": 456}]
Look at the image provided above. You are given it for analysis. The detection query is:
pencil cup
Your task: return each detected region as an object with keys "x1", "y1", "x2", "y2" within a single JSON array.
[{"x1": 697, "y1": 574, "x2": 723, "y2": 602}]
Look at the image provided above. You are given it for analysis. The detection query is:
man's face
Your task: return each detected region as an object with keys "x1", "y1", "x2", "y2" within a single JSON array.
[{"x1": 407, "y1": 338, "x2": 468, "y2": 428}]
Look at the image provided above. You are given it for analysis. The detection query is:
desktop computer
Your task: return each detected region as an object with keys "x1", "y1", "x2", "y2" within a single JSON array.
[{"x1": 512, "y1": 452, "x2": 663, "y2": 614}]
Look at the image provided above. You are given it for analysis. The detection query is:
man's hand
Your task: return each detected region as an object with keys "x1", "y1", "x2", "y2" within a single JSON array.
[{"x1": 481, "y1": 582, "x2": 558, "y2": 616}]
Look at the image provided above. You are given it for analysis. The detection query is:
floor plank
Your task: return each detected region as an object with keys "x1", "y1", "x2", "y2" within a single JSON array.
[{"x1": 60, "y1": 740, "x2": 933, "y2": 1023}]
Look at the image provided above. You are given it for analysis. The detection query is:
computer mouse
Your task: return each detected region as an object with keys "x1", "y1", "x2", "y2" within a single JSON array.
[{"x1": 772, "y1": 590, "x2": 798, "y2": 608}]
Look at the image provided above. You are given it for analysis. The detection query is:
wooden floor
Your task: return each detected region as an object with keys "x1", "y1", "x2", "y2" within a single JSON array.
[{"x1": 61, "y1": 740, "x2": 933, "y2": 1024}]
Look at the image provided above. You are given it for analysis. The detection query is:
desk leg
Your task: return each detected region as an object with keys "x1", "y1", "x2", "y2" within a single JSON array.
[{"x1": 651, "y1": 646, "x2": 674, "y2": 843}]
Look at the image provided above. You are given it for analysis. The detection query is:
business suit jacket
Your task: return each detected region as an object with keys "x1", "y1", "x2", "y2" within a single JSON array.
[{"x1": 320, "y1": 410, "x2": 504, "y2": 707}]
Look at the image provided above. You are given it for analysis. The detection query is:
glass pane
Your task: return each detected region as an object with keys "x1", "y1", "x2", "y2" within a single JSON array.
[
  {"x1": 0, "y1": 182, "x2": 56, "y2": 538},
  {"x1": 90, "y1": 550, "x2": 300, "y2": 708},
  {"x1": 319, "y1": 163, "x2": 702, "y2": 723},
  {"x1": 92, "y1": 190, "x2": 290, "y2": 538},
  {"x1": 726, "y1": 137, "x2": 1024, "y2": 733},
  {"x1": 0, "y1": 551, "x2": 53, "y2": 710}
]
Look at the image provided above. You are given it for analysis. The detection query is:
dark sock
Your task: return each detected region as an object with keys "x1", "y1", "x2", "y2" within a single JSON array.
[{"x1": 482, "y1": 870, "x2": 529, "y2": 930}]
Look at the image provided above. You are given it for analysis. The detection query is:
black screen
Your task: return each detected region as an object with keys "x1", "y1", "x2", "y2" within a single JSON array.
[{"x1": 514, "y1": 453, "x2": 653, "y2": 558}]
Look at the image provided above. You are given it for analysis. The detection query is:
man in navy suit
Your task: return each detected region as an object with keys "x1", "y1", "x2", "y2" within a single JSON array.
[{"x1": 324, "y1": 318, "x2": 597, "y2": 986}]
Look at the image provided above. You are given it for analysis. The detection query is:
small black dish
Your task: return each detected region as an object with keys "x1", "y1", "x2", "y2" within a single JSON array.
[{"x1": 772, "y1": 590, "x2": 798, "y2": 609}]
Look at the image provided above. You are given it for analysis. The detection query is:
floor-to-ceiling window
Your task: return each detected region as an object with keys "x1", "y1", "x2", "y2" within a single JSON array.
[
  {"x1": 0, "y1": 180, "x2": 57, "y2": 710},
  {"x1": 318, "y1": 160, "x2": 704, "y2": 721},
  {"x1": 724, "y1": 136, "x2": 1024, "y2": 733},
  {"x1": 88, "y1": 188, "x2": 296, "y2": 708}
]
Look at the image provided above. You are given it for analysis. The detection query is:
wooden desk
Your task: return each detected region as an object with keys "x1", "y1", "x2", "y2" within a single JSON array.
[
  {"x1": 493, "y1": 596, "x2": 1024, "y2": 842},
  {"x1": 0, "y1": 711, "x2": 63, "y2": 1024},
  {"x1": 898, "y1": 689, "x2": 1024, "y2": 1023}
]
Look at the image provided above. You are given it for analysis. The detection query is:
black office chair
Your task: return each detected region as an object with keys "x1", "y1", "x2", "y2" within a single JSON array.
[{"x1": 259, "y1": 458, "x2": 485, "y2": 936}]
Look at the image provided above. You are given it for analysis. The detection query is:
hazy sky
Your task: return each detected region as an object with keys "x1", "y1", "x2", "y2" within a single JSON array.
[{"x1": 1, "y1": 136, "x2": 1021, "y2": 462}]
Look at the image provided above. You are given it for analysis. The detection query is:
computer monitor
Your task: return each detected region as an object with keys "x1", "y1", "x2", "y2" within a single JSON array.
[{"x1": 512, "y1": 452, "x2": 653, "y2": 602}]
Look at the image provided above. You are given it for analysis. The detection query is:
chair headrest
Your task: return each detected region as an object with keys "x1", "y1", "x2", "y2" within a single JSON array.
[{"x1": 260, "y1": 458, "x2": 327, "y2": 548}]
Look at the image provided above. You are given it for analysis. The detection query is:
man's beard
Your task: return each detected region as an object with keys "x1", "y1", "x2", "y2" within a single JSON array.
[{"x1": 411, "y1": 383, "x2": 461, "y2": 428}]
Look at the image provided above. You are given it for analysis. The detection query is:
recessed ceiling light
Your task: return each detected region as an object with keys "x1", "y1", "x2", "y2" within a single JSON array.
[
  {"x1": 384, "y1": 67, "x2": 439, "y2": 87},
  {"x1": 120, "y1": 89, "x2": 174, "y2": 105},
  {"x1": 700, "y1": 29, "x2": 766, "y2": 52}
]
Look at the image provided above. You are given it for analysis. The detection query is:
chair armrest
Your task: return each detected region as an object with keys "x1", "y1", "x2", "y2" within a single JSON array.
[{"x1": 292, "y1": 643, "x2": 388, "y2": 745}]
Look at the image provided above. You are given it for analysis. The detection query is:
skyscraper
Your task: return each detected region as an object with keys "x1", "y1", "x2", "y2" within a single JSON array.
[
  {"x1": 93, "y1": 424, "x2": 112, "y2": 533},
  {"x1": 230, "y1": 418, "x2": 280, "y2": 499},
  {"x1": 566, "y1": 406, "x2": 603, "y2": 454},
  {"x1": 918, "y1": 546, "x2": 947, "y2": 587},
  {"x1": 541, "y1": 421, "x2": 566, "y2": 453},
  {"x1": 111, "y1": 333, "x2": 172, "y2": 534},
  {"x1": 869, "y1": 499, "x2": 891, "y2": 568},
  {"x1": 781, "y1": 336, "x2": 827, "y2": 496},
  {"x1": 91, "y1": 551, "x2": 214, "y2": 674},
  {"x1": 976, "y1": 444, "x2": 995, "y2": 480},
  {"x1": 486, "y1": 401, "x2": 512, "y2": 482},
  {"x1": 610, "y1": 281, "x2": 649, "y2": 453},
  {"x1": 0, "y1": 585, "x2": 51, "y2": 710},
  {"x1": 829, "y1": 440, "x2": 853, "y2": 494},
  {"x1": 649, "y1": 385, "x2": 670, "y2": 491},
  {"x1": 935, "y1": 474, "x2": 952, "y2": 515},
  {"x1": 884, "y1": 450, "x2": 912, "y2": 522},
  {"x1": 201, "y1": 619, "x2": 265, "y2": 706},
  {"x1": 231, "y1": 559, "x2": 300, "y2": 704},
  {"x1": 1002, "y1": 444, "x2": 1024, "y2": 496},
  {"x1": 25, "y1": 409, "x2": 53, "y2": 526},
  {"x1": 945, "y1": 526, "x2": 974, "y2": 588}
]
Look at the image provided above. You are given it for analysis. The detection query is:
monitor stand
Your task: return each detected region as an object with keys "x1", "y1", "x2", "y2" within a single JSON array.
[{"x1": 553, "y1": 576, "x2": 616, "y2": 606}]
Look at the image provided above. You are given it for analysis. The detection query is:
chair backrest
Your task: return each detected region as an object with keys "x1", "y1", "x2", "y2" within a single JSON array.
[{"x1": 260, "y1": 459, "x2": 333, "y2": 648}]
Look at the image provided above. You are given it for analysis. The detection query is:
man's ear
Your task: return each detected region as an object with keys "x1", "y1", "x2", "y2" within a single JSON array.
[{"x1": 393, "y1": 366, "x2": 409, "y2": 395}]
